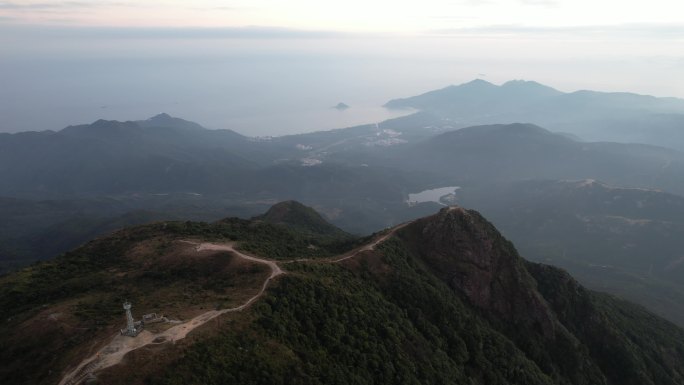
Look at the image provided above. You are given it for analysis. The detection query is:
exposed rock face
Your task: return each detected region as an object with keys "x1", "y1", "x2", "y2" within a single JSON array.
[{"x1": 400, "y1": 206, "x2": 556, "y2": 337}]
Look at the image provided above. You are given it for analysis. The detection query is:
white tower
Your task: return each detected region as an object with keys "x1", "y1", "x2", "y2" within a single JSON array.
[
  {"x1": 121, "y1": 301, "x2": 142, "y2": 336},
  {"x1": 124, "y1": 302, "x2": 135, "y2": 334}
]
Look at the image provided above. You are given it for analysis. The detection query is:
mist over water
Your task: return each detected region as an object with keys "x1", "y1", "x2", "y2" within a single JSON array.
[
  {"x1": 0, "y1": 51, "x2": 393, "y2": 135},
  {"x1": 1, "y1": 28, "x2": 682, "y2": 136},
  {"x1": 0, "y1": 48, "x2": 421, "y2": 135}
]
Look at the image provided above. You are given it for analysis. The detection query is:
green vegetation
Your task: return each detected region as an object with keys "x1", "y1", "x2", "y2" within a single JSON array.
[
  {"x1": 162, "y1": 217, "x2": 358, "y2": 260},
  {"x1": 156, "y1": 250, "x2": 553, "y2": 385},
  {"x1": 253, "y1": 200, "x2": 351, "y2": 237},
  {"x1": 460, "y1": 179, "x2": 684, "y2": 327},
  {"x1": 1, "y1": 212, "x2": 356, "y2": 385},
  {"x1": 528, "y1": 262, "x2": 684, "y2": 385},
  {"x1": 3, "y1": 204, "x2": 684, "y2": 385},
  {"x1": 0, "y1": 207, "x2": 356, "y2": 322},
  {"x1": 153, "y1": 207, "x2": 684, "y2": 385}
]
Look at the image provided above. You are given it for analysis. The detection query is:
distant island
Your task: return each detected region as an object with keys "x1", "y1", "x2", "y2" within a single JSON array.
[{"x1": 333, "y1": 102, "x2": 350, "y2": 110}]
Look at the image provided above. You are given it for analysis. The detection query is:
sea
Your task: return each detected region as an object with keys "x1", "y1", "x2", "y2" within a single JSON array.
[{"x1": 3, "y1": 29, "x2": 679, "y2": 136}]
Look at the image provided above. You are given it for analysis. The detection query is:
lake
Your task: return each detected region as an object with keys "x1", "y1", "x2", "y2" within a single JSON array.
[{"x1": 407, "y1": 186, "x2": 461, "y2": 205}]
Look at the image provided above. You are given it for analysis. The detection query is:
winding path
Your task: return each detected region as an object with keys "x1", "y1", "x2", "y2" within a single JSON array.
[
  {"x1": 59, "y1": 224, "x2": 405, "y2": 385},
  {"x1": 332, "y1": 223, "x2": 409, "y2": 263},
  {"x1": 59, "y1": 242, "x2": 281, "y2": 385}
]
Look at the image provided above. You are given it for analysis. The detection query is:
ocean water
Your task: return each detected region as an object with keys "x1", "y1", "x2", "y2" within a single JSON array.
[
  {"x1": 407, "y1": 187, "x2": 461, "y2": 205},
  {"x1": 2, "y1": 30, "x2": 682, "y2": 136},
  {"x1": 0, "y1": 36, "x2": 432, "y2": 136}
]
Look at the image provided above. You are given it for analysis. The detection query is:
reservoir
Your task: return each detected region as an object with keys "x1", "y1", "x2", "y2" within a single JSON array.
[{"x1": 407, "y1": 186, "x2": 461, "y2": 205}]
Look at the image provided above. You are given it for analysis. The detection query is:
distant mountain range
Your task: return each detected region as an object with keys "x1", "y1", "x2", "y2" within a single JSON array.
[
  {"x1": 0, "y1": 114, "x2": 264, "y2": 197},
  {"x1": 3, "y1": 114, "x2": 684, "y2": 198},
  {"x1": 388, "y1": 122, "x2": 684, "y2": 194},
  {"x1": 386, "y1": 79, "x2": 684, "y2": 149}
]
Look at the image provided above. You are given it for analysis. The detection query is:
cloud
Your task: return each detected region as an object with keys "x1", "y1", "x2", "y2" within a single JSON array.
[
  {"x1": 460, "y1": 0, "x2": 494, "y2": 5},
  {"x1": 429, "y1": 23, "x2": 684, "y2": 39},
  {"x1": 0, "y1": 1, "x2": 247, "y2": 12},
  {"x1": 0, "y1": 1, "x2": 114, "y2": 10},
  {"x1": 519, "y1": 0, "x2": 559, "y2": 7},
  {"x1": 190, "y1": 5, "x2": 245, "y2": 11},
  {"x1": 108, "y1": 26, "x2": 344, "y2": 39},
  {"x1": 0, "y1": 24, "x2": 347, "y2": 39},
  {"x1": 428, "y1": 15, "x2": 481, "y2": 22}
]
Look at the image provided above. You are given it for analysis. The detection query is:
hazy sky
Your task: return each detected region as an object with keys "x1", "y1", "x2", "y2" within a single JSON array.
[
  {"x1": 1, "y1": 0, "x2": 683, "y2": 31},
  {"x1": 1, "y1": 1, "x2": 683, "y2": 135}
]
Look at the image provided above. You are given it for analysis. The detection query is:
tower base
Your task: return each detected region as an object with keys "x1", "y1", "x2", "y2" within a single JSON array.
[{"x1": 120, "y1": 321, "x2": 144, "y2": 337}]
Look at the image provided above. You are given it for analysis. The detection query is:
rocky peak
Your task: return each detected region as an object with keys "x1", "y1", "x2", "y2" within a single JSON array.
[{"x1": 400, "y1": 206, "x2": 557, "y2": 337}]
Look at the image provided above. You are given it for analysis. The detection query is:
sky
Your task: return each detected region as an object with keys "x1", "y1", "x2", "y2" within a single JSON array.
[
  {"x1": 1, "y1": 1, "x2": 683, "y2": 135},
  {"x1": 1, "y1": 0, "x2": 683, "y2": 31}
]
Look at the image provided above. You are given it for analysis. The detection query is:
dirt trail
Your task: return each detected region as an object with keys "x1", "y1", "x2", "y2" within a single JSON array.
[
  {"x1": 196, "y1": 242, "x2": 283, "y2": 278},
  {"x1": 59, "y1": 242, "x2": 282, "y2": 385},
  {"x1": 332, "y1": 222, "x2": 409, "y2": 263},
  {"x1": 60, "y1": 224, "x2": 406, "y2": 385}
]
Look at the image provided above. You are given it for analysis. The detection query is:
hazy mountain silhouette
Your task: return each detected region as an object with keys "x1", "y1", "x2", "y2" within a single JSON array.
[
  {"x1": 0, "y1": 115, "x2": 273, "y2": 197},
  {"x1": 385, "y1": 79, "x2": 684, "y2": 149},
  {"x1": 389, "y1": 123, "x2": 684, "y2": 195}
]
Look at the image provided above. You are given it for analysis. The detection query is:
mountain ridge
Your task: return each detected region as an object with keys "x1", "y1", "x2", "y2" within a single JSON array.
[
  {"x1": 3, "y1": 202, "x2": 684, "y2": 384},
  {"x1": 384, "y1": 79, "x2": 684, "y2": 148},
  {"x1": 385, "y1": 79, "x2": 684, "y2": 111}
]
